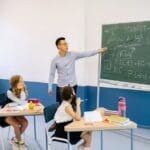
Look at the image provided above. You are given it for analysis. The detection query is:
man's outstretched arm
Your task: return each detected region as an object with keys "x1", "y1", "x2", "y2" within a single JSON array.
[{"x1": 75, "y1": 47, "x2": 108, "y2": 59}]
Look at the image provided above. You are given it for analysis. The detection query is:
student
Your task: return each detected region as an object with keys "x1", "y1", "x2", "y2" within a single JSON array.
[
  {"x1": 1, "y1": 75, "x2": 28, "y2": 145},
  {"x1": 54, "y1": 86, "x2": 92, "y2": 150}
]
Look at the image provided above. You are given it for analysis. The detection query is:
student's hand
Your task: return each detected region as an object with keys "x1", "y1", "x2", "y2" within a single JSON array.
[
  {"x1": 99, "y1": 47, "x2": 108, "y2": 53},
  {"x1": 76, "y1": 98, "x2": 81, "y2": 106},
  {"x1": 48, "y1": 89, "x2": 53, "y2": 96}
]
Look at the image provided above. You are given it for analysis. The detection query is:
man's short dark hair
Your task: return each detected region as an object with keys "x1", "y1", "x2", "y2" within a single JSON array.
[{"x1": 55, "y1": 37, "x2": 65, "y2": 47}]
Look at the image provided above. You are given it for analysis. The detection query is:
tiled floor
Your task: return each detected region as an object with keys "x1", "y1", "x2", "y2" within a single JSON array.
[{"x1": 0, "y1": 116, "x2": 150, "y2": 150}]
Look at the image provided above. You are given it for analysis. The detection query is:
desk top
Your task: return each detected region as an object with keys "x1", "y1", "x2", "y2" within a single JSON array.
[
  {"x1": 65, "y1": 108, "x2": 137, "y2": 132},
  {"x1": 0, "y1": 103, "x2": 44, "y2": 117}
]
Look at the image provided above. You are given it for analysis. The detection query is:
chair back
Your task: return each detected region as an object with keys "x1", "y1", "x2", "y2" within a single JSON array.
[
  {"x1": 44, "y1": 103, "x2": 59, "y2": 123},
  {"x1": 0, "y1": 93, "x2": 6, "y2": 106}
]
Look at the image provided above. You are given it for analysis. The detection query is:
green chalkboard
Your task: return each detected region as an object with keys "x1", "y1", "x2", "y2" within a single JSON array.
[{"x1": 101, "y1": 21, "x2": 150, "y2": 85}]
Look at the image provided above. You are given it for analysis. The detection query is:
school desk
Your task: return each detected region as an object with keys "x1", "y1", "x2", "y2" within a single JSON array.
[
  {"x1": 0, "y1": 102, "x2": 44, "y2": 149},
  {"x1": 65, "y1": 108, "x2": 137, "y2": 150}
]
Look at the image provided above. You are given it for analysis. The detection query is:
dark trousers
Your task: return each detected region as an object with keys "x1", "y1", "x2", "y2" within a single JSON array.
[{"x1": 56, "y1": 85, "x2": 78, "y2": 103}]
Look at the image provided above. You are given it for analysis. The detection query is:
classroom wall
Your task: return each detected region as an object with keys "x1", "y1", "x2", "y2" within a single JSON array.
[
  {"x1": 0, "y1": 0, "x2": 89, "y2": 85},
  {"x1": 0, "y1": 0, "x2": 150, "y2": 126}
]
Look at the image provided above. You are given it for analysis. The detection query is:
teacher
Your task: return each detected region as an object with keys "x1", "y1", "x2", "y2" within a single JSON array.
[{"x1": 48, "y1": 37, "x2": 107, "y2": 102}]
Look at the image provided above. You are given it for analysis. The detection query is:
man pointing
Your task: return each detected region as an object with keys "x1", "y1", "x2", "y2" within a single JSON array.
[{"x1": 48, "y1": 37, "x2": 107, "y2": 103}]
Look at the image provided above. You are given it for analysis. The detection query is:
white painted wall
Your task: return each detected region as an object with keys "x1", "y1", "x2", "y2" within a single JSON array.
[
  {"x1": 85, "y1": 0, "x2": 150, "y2": 86},
  {"x1": 1, "y1": 0, "x2": 150, "y2": 86},
  {"x1": 0, "y1": 0, "x2": 86, "y2": 84}
]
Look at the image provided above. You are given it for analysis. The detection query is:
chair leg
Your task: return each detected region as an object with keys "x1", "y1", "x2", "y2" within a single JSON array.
[{"x1": 50, "y1": 138, "x2": 73, "y2": 150}]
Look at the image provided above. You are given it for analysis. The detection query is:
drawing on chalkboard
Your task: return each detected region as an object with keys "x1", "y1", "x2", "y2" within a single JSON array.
[{"x1": 101, "y1": 21, "x2": 150, "y2": 86}]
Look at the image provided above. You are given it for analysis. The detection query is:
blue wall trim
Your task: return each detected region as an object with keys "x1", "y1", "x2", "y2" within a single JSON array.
[
  {"x1": 100, "y1": 87, "x2": 150, "y2": 127},
  {"x1": 0, "y1": 79, "x2": 150, "y2": 126}
]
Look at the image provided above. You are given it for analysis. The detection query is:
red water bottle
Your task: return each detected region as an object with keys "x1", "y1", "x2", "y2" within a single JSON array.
[{"x1": 118, "y1": 97, "x2": 126, "y2": 117}]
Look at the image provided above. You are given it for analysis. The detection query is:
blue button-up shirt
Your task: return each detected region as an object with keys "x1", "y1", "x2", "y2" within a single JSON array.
[{"x1": 48, "y1": 50, "x2": 99, "y2": 90}]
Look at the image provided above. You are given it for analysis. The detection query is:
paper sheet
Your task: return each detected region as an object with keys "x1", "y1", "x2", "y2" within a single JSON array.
[{"x1": 84, "y1": 110, "x2": 102, "y2": 122}]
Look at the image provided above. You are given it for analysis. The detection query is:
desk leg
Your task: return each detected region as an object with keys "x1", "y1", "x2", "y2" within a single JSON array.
[
  {"x1": 67, "y1": 132, "x2": 70, "y2": 150},
  {"x1": 33, "y1": 116, "x2": 43, "y2": 150},
  {"x1": 101, "y1": 131, "x2": 103, "y2": 150},
  {"x1": 33, "y1": 116, "x2": 37, "y2": 141},
  {"x1": 45, "y1": 128, "x2": 48, "y2": 150},
  {"x1": 131, "y1": 129, "x2": 133, "y2": 150}
]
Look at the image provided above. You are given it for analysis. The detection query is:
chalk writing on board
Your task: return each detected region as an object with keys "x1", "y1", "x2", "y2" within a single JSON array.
[{"x1": 101, "y1": 21, "x2": 150, "y2": 85}]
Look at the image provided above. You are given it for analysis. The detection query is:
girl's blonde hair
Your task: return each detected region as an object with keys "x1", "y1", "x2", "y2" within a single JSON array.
[{"x1": 10, "y1": 75, "x2": 27, "y2": 98}]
